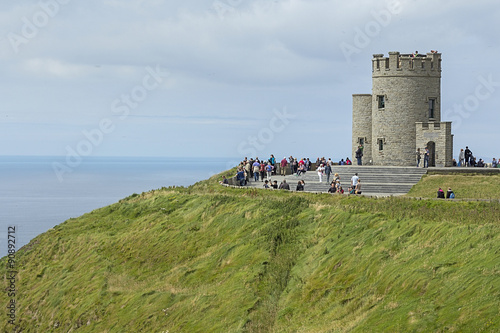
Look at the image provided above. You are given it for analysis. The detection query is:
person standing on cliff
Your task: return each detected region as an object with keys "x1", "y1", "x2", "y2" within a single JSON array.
[
  {"x1": 464, "y1": 146, "x2": 472, "y2": 167},
  {"x1": 324, "y1": 163, "x2": 332, "y2": 184},
  {"x1": 355, "y1": 145, "x2": 363, "y2": 165},
  {"x1": 316, "y1": 163, "x2": 325, "y2": 182},
  {"x1": 265, "y1": 162, "x2": 274, "y2": 180},
  {"x1": 292, "y1": 158, "x2": 298, "y2": 174},
  {"x1": 288, "y1": 156, "x2": 294, "y2": 175},
  {"x1": 252, "y1": 160, "x2": 260, "y2": 182},
  {"x1": 244, "y1": 161, "x2": 251, "y2": 182},
  {"x1": 236, "y1": 168, "x2": 245, "y2": 186},
  {"x1": 268, "y1": 154, "x2": 276, "y2": 175},
  {"x1": 351, "y1": 173, "x2": 359, "y2": 188},
  {"x1": 423, "y1": 147, "x2": 430, "y2": 168},
  {"x1": 259, "y1": 162, "x2": 266, "y2": 182},
  {"x1": 280, "y1": 157, "x2": 288, "y2": 176},
  {"x1": 458, "y1": 148, "x2": 465, "y2": 167}
]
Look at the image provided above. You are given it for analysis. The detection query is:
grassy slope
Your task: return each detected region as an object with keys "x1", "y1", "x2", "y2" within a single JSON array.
[
  {"x1": 407, "y1": 173, "x2": 500, "y2": 199},
  {"x1": 1, "y1": 172, "x2": 499, "y2": 332}
]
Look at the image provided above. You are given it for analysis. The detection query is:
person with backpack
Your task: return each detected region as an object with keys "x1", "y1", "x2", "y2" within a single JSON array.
[{"x1": 446, "y1": 188, "x2": 455, "y2": 199}]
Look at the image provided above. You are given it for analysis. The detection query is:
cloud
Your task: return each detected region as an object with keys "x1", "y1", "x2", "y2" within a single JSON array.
[
  {"x1": 0, "y1": 0, "x2": 499, "y2": 159},
  {"x1": 22, "y1": 58, "x2": 87, "y2": 77}
]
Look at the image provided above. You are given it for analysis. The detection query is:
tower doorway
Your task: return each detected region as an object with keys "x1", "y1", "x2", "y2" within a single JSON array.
[{"x1": 426, "y1": 141, "x2": 436, "y2": 167}]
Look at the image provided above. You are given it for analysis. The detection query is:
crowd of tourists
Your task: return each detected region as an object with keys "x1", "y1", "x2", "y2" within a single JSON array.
[
  {"x1": 455, "y1": 146, "x2": 498, "y2": 168},
  {"x1": 416, "y1": 145, "x2": 497, "y2": 168},
  {"x1": 224, "y1": 147, "x2": 498, "y2": 195},
  {"x1": 227, "y1": 155, "x2": 362, "y2": 195},
  {"x1": 326, "y1": 172, "x2": 362, "y2": 195}
]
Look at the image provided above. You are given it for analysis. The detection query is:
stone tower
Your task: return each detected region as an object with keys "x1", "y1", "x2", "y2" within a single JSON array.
[{"x1": 352, "y1": 51, "x2": 453, "y2": 167}]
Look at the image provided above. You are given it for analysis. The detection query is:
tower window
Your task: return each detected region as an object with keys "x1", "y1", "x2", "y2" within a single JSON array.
[
  {"x1": 358, "y1": 137, "x2": 365, "y2": 146},
  {"x1": 428, "y1": 98, "x2": 436, "y2": 119},
  {"x1": 378, "y1": 138, "x2": 384, "y2": 151},
  {"x1": 377, "y1": 95, "x2": 385, "y2": 109}
]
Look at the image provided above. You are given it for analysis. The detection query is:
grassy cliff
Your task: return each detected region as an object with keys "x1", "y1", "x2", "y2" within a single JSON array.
[
  {"x1": 1, "y1": 172, "x2": 499, "y2": 332},
  {"x1": 407, "y1": 172, "x2": 500, "y2": 199}
]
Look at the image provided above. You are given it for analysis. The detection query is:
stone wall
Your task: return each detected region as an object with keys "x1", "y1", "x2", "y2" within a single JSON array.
[
  {"x1": 416, "y1": 122, "x2": 453, "y2": 167},
  {"x1": 352, "y1": 94, "x2": 372, "y2": 164},
  {"x1": 371, "y1": 52, "x2": 441, "y2": 166}
]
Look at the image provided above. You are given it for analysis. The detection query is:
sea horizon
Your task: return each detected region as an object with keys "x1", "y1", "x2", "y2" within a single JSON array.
[{"x1": 0, "y1": 156, "x2": 237, "y2": 256}]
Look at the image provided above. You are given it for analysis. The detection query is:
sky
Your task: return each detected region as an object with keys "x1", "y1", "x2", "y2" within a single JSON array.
[{"x1": 1, "y1": 0, "x2": 500, "y2": 163}]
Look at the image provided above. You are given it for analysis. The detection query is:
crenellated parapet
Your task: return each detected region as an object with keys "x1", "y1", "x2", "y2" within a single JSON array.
[{"x1": 372, "y1": 51, "x2": 441, "y2": 77}]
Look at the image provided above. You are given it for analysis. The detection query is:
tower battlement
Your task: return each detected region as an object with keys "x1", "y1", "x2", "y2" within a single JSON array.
[{"x1": 372, "y1": 51, "x2": 441, "y2": 77}]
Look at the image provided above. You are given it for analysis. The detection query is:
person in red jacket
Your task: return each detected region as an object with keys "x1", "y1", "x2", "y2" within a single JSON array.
[{"x1": 280, "y1": 157, "x2": 288, "y2": 176}]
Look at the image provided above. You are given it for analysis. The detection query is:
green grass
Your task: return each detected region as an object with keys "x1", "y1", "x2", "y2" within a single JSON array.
[
  {"x1": 407, "y1": 173, "x2": 500, "y2": 200},
  {"x1": 1, "y1": 173, "x2": 499, "y2": 332}
]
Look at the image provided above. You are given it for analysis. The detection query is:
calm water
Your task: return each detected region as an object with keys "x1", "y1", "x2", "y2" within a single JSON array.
[{"x1": 0, "y1": 156, "x2": 233, "y2": 256}]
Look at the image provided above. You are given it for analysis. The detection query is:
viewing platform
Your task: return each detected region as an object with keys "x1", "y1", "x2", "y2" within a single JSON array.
[{"x1": 229, "y1": 166, "x2": 500, "y2": 197}]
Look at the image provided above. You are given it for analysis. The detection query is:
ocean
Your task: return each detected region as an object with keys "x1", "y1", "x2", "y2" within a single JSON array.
[{"x1": 0, "y1": 156, "x2": 233, "y2": 256}]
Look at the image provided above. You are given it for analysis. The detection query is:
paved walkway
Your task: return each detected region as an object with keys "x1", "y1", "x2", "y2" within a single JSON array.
[{"x1": 237, "y1": 166, "x2": 500, "y2": 196}]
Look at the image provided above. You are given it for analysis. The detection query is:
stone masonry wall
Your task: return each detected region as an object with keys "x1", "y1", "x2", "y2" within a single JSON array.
[
  {"x1": 370, "y1": 52, "x2": 441, "y2": 166},
  {"x1": 352, "y1": 94, "x2": 372, "y2": 164},
  {"x1": 416, "y1": 122, "x2": 453, "y2": 167}
]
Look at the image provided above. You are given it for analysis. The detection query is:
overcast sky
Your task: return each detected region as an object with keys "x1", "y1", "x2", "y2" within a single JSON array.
[{"x1": 1, "y1": 0, "x2": 499, "y2": 162}]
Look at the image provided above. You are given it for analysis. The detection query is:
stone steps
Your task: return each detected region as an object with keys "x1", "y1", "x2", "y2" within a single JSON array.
[{"x1": 246, "y1": 166, "x2": 428, "y2": 196}]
